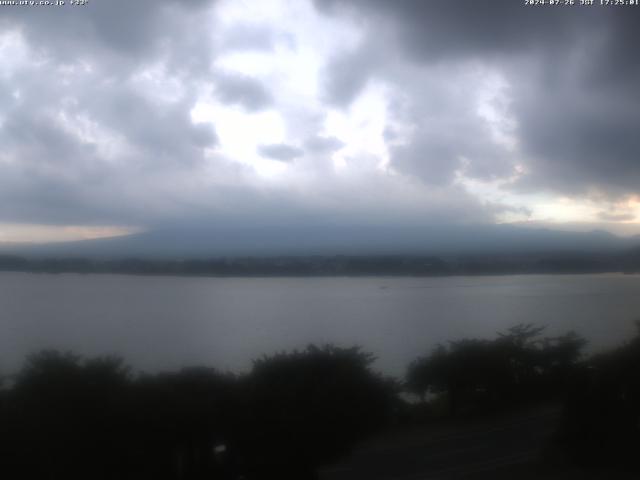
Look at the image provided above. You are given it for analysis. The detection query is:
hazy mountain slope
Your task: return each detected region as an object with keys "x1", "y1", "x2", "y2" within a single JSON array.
[{"x1": 3, "y1": 224, "x2": 638, "y2": 259}]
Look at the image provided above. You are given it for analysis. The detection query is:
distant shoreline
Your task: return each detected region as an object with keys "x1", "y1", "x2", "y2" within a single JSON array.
[{"x1": 1, "y1": 253, "x2": 639, "y2": 278}]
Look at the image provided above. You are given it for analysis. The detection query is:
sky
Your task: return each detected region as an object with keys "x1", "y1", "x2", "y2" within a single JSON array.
[{"x1": 1, "y1": 0, "x2": 639, "y2": 243}]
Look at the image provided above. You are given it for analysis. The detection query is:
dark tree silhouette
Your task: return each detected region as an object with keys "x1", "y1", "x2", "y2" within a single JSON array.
[
  {"x1": 0, "y1": 345, "x2": 397, "y2": 480},
  {"x1": 406, "y1": 324, "x2": 586, "y2": 416},
  {"x1": 129, "y1": 367, "x2": 240, "y2": 479},
  {"x1": 2, "y1": 350, "x2": 243, "y2": 479},
  {"x1": 1, "y1": 329, "x2": 606, "y2": 479},
  {"x1": 238, "y1": 345, "x2": 399, "y2": 479},
  {"x1": 559, "y1": 322, "x2": 640, "y2": 471},
  {"x1": 4, "y1": 351, "x2": 132, "y2": 479}
]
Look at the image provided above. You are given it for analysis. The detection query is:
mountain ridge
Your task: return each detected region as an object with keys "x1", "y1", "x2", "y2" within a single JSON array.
[{"x1": 2, "y1": 223, "x2": 638, "y2": 260}]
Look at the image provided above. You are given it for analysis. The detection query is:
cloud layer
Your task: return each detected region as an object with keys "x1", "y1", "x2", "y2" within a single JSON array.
[
  {"x1": 1, "y1": 0, "x2": 639, "y2": 240},
  {"x1": 317, "y1": 0, "x2": 640, "y2": 197}
]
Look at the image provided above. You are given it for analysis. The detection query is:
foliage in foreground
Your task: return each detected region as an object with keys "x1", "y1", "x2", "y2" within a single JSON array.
[
  {"x1": 0, "y1": 345, "x2": 397, "y2": 480},
  {"x1": 559, "y1": 323, "x2": 640, "y2": 470},
  {"x1": 2, "y1": 323, "x2": 640, "y2": 478},
  {"x1": 406, "y1": 324, "x2": 586, "y2": 416}
]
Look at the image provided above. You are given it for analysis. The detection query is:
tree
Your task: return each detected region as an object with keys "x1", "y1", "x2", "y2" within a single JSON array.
[
  {"x1": 559, "y1": 322, "x2": 640, "y2": 470},
  {"x1": 6, "y1": 351, "x2": 131, "y2": 479},
  {"x1": 240, "y1": 344, "x2": 398, "y2": 479},
  {"x1": 406, "y1": 324, "x2": 587, "y2": 416}
]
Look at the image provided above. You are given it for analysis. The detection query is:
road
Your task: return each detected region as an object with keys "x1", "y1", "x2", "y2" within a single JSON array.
[{"x1": 319, "y1": 405, "x2": 562, "y2": 480}]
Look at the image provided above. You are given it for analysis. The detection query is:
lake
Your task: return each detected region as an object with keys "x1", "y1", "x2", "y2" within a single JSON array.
[{"x1": 1, "y1": 272, "x2": 639, "y2": 377}]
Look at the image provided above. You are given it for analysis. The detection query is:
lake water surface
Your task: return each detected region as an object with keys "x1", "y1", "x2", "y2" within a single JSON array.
[{"x1": 1, "y1": 272, "x2": 639, "y2": 377}]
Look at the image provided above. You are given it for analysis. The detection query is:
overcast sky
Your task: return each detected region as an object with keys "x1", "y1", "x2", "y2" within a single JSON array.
[{"x1": 1, "y1": 0, "x2": 639, "y2": 243}]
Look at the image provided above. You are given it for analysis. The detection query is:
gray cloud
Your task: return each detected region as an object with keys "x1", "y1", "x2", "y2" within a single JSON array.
[
  {"x1": 219, "y1": 23, "x2": 295, "y2": 52},
  {"x1": 214, "y1": 72, "x2": 274, "y2": 111},
  {"x1": 304, "y1": 135, "x2": 345, "y2": 154},
  {"x1": 511, "y1": 62, "x2": 640, "y2": 196},
  {"x1": 0, "y1": 0, "x2": 217, "y2": 69},
  {"x1": 5, "y1": 0, "x2": 637, "y2": 238},
  {"x1": 315, "y1": 0, "x2": 598, "y2": 61},
  {"x1": 391, "y1": 136, "x2": 459, "y2": 186},
  {"x1": 0, "y1": 0, "x2": 510, "y2": 235},
  {"x1": 385, "y1": 68, "x2": 515, "y2": 185},
  {"x1": 0, "y1": 20, "x2": 217, "y2": 226},
  {"x1": 258, "y1": 143, "x2": 304, "y2": 162},
  {"x1": 598, "y1": 211, "x2": 636, "y2": 223},
  {"x1": 315, "y1": 0, "x2": 640, "y2": 199},
  {"x1": 322, "y1": 44, "x2": 376, "y2": 106}
]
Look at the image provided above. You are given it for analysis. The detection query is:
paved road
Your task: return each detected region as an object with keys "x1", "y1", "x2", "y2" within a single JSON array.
[{"x1": 319, "y1": 405, "x2": 561, "y2": 480}]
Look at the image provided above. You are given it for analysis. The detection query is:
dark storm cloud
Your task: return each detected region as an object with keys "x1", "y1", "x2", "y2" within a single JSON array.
[
  {"x1": 315, "y1": 0, "x2": 640, "y2": 198},
  {"x1": 258, "y1": 143, "x2": 304, "y2": 162},
  {"x1": 510, "y1": 61, "x2": 640, "y2": 196},
  {"x1": 315, "y1": 0, "x2": 597, "y2": 61},
  {"x1": 214, "y1": 72, "x2": 274, "y2": 111}
]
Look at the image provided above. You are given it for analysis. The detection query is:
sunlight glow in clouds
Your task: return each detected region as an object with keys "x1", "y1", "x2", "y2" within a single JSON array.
[
  {"x1": 191, "y1": 0, "x2": 388, "y2": 178},
  {"x1": 0, "y1": 224, "x2": 142, "y2": 244},
  {"x1": 324, "y1": 83, "x2": 390, "y2": 170}
]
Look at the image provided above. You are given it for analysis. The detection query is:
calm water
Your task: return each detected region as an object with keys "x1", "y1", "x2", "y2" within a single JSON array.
[{"x1": 1, "y1": 272, "x2": 639, "y2": 377}]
